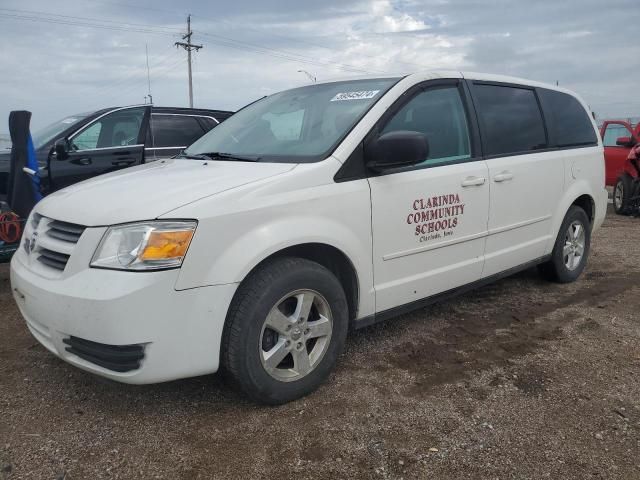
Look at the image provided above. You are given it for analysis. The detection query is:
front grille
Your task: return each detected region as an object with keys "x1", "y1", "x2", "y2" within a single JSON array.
[
  {"x1": 29, "y1": 216, "x2": 86, "y2": 272},
  {"x1": 46, "y1": 220, "x2": 85, "y2": 243},
  {"x1": 63, "y1": 336, "x2": 145, "y2": 373},
  {"x1": 37, "y1": 248, "x2": 70, "y2": 270},
  {"x1": 30, "y1": 212, "x2": 42, "y2": 229}
]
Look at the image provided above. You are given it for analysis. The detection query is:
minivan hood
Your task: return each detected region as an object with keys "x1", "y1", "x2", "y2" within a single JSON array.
[{"x1": 36, "y1": 159, "x2": 296, "y2": 226}]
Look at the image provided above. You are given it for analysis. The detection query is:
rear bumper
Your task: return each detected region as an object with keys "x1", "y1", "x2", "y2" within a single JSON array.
[
  {"x1": 10, "y1": 251, "x2": 238, "y2": 384},
  {"x1": 593, "y1": 187, "x2": 608, "y2": 231}
]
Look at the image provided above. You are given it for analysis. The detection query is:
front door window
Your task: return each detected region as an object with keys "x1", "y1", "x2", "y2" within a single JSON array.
[
  {"x1": 70, "y1": 108, "x2": 145, "y2": 151},
  {"x1": 603, "y1": 123, "x2": 632, "y2": 147},
  {"x1": 381, "y1": 86, "x2": 471, "y2": 166}
]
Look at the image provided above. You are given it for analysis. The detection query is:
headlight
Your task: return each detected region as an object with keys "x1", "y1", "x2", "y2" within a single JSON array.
[{"x1": 90, "y1": 221, "x2": 197, "y2": 271}]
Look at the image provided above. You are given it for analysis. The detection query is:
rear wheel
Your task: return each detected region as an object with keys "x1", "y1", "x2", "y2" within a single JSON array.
[
  {"x1": 613, "y1": 175, "x2": 632, "y2": 215},
  {"x1": 538, "y1": 205, "x2": 591, "y2": 283},
  {"x1": 222, "y1": 257, "x2": 348, "y2": 404}
]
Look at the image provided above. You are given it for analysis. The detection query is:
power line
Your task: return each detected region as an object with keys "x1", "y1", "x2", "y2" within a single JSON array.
[
  {"x1": 0, "y1": 7, "x2": 389, "y2": 76},
  {"x1": 88, "y1": 56, "x2": 188, "y2": 109},
  {"x1": 196, "y1": 31, "x2": 386, "y2": 75},
  {"x1": 75, "y1": 53, "x2": 186, "y2": 111},
  {"x1": 0, "y1": 6, "x2": 402, "y2": 112},
  {"x1": 87, "y1": 0, "x2": 182, "y2": 17},
  {"x1": 73, "y1": 1, "x2": 434, "y2": 71},
  {"x1": 211, "y1": 16, "x2": 433, "y2": 71},
  {"x1": 67, "y1": 45, "x2": 179, "y2": 100},
  {"x1": 0, "y1": 7, "x2": 183, "y2": 34}
]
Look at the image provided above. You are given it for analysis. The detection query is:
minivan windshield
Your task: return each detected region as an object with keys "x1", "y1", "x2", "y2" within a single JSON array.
[
  {"x1": 184, "y1": 77, "x2": 400, "y2": 163},
  {"x1": 32, "y1": 112, "x2": 91, "y2": 150}
]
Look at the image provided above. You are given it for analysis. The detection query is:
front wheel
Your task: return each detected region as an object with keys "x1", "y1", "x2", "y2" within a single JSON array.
[
  {"x1": 538, "y1": 205, "x2": 591, "y2": 283},
  {"x1": 613, "y1": 175, "x2": 632, "y2": 215},
  {"x1": 221, "y1": 257, "x2": 348, "y2": 404}
]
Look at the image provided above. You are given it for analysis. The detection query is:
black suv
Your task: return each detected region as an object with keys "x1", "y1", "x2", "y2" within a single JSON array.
[{"x1": 0, "y1": 105, "x2": 232, "y2": 196}]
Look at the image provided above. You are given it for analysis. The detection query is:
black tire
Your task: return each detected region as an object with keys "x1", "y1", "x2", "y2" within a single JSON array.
[
  {"x1": 613, "y1": 175, "x2": 632, "y2": 215},
  {"x1": 538, "y1": 205, "x2": 591, "y2": 283},
  {"x1": 221, "y1": 257, "x2": 348, "y2": 405}
]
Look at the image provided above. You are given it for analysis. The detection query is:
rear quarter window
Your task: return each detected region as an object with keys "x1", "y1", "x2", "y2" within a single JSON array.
[
  {"x1": 472, "y1": 84, "x2": 547, "y2": 157},
  {"x1": 537, "y1": 89, "x2": 598, "y2": 148},
  {"x1": 150, "y1": 115, "x2": 206, "y2": 148},
  {"x1": 198, "y1": 117, "x2": 219, "y2": 132}
]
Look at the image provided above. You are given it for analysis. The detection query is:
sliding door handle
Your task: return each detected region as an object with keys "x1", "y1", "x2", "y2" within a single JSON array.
[
  {"x1": 461, "y1": 176, "x2": 486, "y2": 187},
  {"x1": 494, "y1": 171, "x2": 514, "y2": 182}
]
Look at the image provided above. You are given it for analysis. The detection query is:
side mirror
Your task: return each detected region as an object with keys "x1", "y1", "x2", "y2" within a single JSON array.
[
  {"x1": 365, "y1": 130, "x2": 429, "y2": 172},
  {"x1": 616, "y1": 136, "x2": 636, "y2": 147},
  {"x1": 54, "y1": 138, "x2": 69, "y2": 160}
]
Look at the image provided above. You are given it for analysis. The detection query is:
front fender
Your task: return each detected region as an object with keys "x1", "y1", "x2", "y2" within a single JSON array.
[{"x1": 173, "y1": 173, "x2": 376, "y2": 318}]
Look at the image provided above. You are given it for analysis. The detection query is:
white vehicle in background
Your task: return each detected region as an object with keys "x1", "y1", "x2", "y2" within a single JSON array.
[{"x1": 11, "y1": 71, "x2": 607, "y2": 404}]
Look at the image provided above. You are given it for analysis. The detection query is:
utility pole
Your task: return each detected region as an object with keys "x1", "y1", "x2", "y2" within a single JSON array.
[{"x1": 175, "y1": 15, "x2": 202, "y2": 108}]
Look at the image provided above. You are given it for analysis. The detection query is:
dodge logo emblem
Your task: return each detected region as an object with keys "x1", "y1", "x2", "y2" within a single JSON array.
[{"x1": 24, "y1": 231, "x2": 38, "y2": 255}]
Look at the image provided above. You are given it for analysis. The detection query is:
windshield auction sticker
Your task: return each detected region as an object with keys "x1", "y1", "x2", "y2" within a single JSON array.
[
  {"x1": 407, "y1": 194, "x2": 465, "y2": 243},
  {"x1": 330, "y1": 90, "x2": 380, "y2": 101}
]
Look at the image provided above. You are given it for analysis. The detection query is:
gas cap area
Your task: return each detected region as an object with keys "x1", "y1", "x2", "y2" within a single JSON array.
[{"x1": 571, "y1": 161, "x2": 582, "y2": 179}]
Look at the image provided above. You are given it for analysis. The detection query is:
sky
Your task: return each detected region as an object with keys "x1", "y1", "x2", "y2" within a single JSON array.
[{"x1": 0, "y1": 0, "x2": 638, "y2": 132}]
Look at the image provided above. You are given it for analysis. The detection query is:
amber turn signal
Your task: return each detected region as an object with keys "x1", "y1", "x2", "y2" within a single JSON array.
[{"x1": 140, "y1": 230, "x2": 194, "y2": 261}]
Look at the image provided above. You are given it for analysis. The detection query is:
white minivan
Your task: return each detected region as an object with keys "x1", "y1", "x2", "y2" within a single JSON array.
[{"x1": 11, "y1": 71, "x2": 607, "y2": 404}]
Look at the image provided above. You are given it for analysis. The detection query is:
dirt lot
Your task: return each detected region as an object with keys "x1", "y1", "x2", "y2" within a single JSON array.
[{"x1": 1, "y1": 207, "x2": 639, "y2": 479}]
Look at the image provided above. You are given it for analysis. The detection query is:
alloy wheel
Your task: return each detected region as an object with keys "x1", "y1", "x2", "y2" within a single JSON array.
[
  {"x1": 259, "y1": 289, "x2": 333, "y2": 382},
  {"x1": 614, "y1": 182, "x2": 624, "y2": 211},
  {"x1": 563, "y1": 220, "x2": 586, "y2": 271}
]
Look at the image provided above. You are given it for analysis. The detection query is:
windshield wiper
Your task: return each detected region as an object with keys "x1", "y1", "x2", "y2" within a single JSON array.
[
  {"x1": 199, "y1": 152, "x2": 261, "y2": 162},
  {"x1": 175, "y1": 152, "x2": 212, "y2": 160}
]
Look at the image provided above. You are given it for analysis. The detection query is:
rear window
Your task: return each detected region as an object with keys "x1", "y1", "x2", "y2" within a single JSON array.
[
  {"x1": 538, "y1": 89, "x2": 597, "y2": 147},
  {"x1": 151, "y1": 115, "x2": 205, "y2": 148},
  {"x1": 473, "y1": 84, "x2": 547, "y2": 157}
]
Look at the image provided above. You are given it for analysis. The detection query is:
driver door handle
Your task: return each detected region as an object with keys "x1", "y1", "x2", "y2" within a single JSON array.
[
  {"x1": 494, "y1": 171, "x2": 514, "y2": 182},
  {"x1": 461, "y1": 176, "x2": 486, "y2": 187},
  {"x1": 71, "y1": 157, "x2": 91, "y2": 166},
  {"x1": 112, "y1": 160, "x2": 136, "y2": 167}
]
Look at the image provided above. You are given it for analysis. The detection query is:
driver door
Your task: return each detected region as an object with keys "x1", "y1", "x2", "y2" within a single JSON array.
[{"x1": 50, "y1": 106, "x2": 150, "y2": 190}]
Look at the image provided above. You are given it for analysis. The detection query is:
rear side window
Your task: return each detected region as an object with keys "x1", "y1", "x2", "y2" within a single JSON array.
[
  {"x1": 150, "y1": 115, "x2": 205, "y2": 148},
  {"x1": 538, "y1": 89, "x2": 597, "y2": 147},
  {"x1": 473, "y1": 84, "x2": 547, "y2": 156}
]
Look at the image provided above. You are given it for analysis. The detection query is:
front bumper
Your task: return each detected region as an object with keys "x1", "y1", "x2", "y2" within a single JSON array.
[{"x1": 10, "y1": 250, "x2": 237, "y2": 384}]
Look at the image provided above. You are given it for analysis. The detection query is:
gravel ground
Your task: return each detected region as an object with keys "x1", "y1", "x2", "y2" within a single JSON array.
[{"x1": 1, "y1": 206, "x2": 639, "y2": 479}]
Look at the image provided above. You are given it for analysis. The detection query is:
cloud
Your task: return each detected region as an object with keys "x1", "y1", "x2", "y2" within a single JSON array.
[
  {"x1": 0, "y1": 0, "x2": 638, "y2": 132},
  {"x1": 370, "y1": 0, "x2": 428, "y2": 32}
]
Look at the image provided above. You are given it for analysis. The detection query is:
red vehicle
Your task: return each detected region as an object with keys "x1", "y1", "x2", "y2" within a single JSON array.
[{"x1": 600, "y1": 120, "x2": 640, "y2": 214}]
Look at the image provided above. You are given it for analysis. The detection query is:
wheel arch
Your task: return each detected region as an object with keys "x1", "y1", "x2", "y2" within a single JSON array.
[
  {"x1": 235, "y1": 242, "x2": 360, "y2": 323},
  {"x1": 571, "y1": 193, "x2": 595, "y2": 224},
  {"x1": 547, "y1": 182, "x2": 604, "y2": 254}
]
